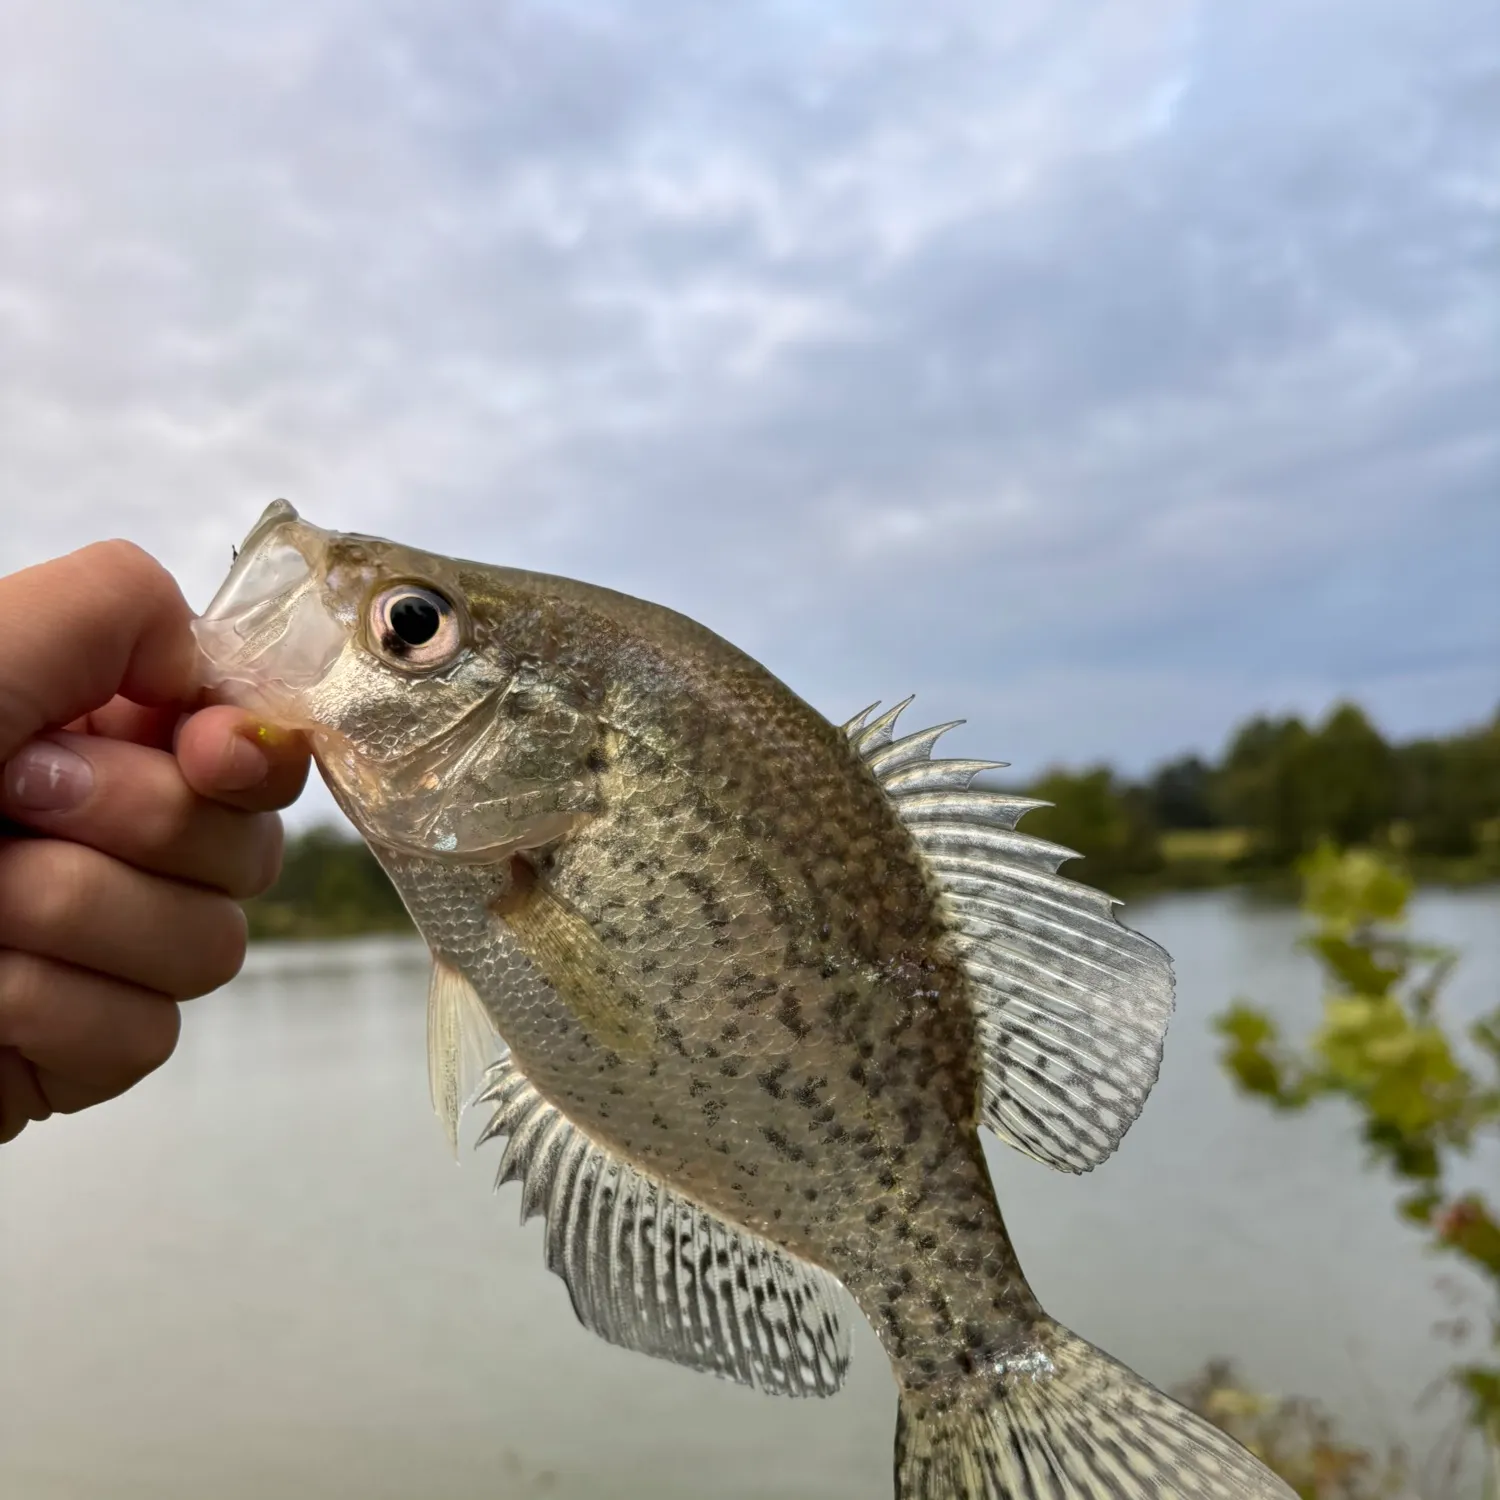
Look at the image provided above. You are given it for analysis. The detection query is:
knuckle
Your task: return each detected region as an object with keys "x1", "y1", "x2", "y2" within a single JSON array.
[
  {"x1": 0, "y1": 949, "x2": 52, "y2": 1039},
  {"x1": 80, "y1": 539, "x2": 172, "y2": 594},
  {"x1": 0, "y1": 841, "x2": 104, "y2": 945},
  {"x1": 239, "y1": 813, "x2": 284, "y2": 899},
  {"x1": 134, "y1": 785, "x2": 198, "y2": 859},
  {"x1": 192, "y1": 810, "x2": 281, "y2": 901},
  {"x1": 131, "y1": 1001, "x2": 182, "y2": 1077},
  {"x1": 176, "y1": 896, "x2": 248, "y2": 997}
]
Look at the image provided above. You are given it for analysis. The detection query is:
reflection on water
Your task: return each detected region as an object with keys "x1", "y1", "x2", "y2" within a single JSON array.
[{"x1": 3, "y1": 889, "x2": 1497, "y2": 1498}]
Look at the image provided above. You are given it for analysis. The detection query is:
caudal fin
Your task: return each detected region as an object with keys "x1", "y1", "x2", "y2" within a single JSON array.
[{"x1": 895, "y1": 1321, "x2": 1295, "y2": 1500}]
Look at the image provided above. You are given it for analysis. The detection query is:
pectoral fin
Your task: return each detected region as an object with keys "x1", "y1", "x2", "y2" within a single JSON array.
[{"x1": 493, "y1": 859, "x2": 654, "y2": 1060}]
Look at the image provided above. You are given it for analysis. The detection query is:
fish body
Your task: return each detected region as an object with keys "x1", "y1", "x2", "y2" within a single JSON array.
[{"x1": 195, "y1": 501, "x2": 1293, "y2": 1500}]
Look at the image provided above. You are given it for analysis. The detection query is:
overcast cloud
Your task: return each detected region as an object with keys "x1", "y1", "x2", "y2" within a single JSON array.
[{"x1": 3, "y1": 0, "x2": 1496, "y2": 826}]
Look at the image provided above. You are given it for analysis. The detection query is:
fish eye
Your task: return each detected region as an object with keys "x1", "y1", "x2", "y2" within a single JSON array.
[{"x1": 369, "y1": 584, "x2": 463, "y2": 669}]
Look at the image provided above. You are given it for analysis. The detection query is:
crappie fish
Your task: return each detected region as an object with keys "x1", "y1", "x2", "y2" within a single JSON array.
[{"x1": 195, "y1": 501, "x2": 1292, "y2": 1500}]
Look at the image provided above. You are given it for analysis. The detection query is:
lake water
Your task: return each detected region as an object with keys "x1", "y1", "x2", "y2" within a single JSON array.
[{"x1": 3, "y1": 886, "x2": 1498, "y2": 1500}]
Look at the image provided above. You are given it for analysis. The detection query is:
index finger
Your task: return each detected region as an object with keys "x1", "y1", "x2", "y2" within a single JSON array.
[{"x1": 0, "y1": 542, "x2": 199, "y2": 764}]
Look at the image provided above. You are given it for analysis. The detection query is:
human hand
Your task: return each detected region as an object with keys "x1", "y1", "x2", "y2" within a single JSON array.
[{"x1": 0, "y1": 540, "x2": 311, "y2": 1143}]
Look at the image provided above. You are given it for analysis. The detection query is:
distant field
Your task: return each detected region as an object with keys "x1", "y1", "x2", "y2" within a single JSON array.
[{"x1": 1159, "y1": 828, "x2": 1252, "y2": 862}]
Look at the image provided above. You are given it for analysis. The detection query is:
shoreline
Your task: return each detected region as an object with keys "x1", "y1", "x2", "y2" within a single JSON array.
[{"x1": 243, "y1": 866, "x2": 1500, "y2": 944}]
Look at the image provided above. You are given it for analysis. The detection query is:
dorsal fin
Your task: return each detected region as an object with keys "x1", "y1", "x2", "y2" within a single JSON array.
[
  {"x1": 475, "y1": 1051, "x2": 851, "y2": 1397},
  {"x1": 847, "y1": 699, "x2": 1175, "y2": 1175}
]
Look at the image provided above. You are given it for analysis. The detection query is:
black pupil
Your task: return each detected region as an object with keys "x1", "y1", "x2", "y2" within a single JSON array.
[{"x1": 388, "y1": 593, "x2": 442, "y2": 647}]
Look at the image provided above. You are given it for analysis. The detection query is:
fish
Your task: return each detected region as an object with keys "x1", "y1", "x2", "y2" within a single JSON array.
[{"x1": 194, "y1": 499, "x2": 1294, "y2": 1500}]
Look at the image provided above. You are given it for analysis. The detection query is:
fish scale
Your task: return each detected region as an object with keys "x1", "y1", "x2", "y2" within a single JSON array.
[{"x1": 195, "y1": 500, "x2": 1296, "y2": 1500}]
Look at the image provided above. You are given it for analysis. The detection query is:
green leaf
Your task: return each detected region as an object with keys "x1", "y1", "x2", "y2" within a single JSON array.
[
  {"x1": 1398, "y1": 1188, "x2": 1441, "y2": 1224},
  {"x1": 1301, "y1": 933, "x2": 1402, "y2": 996},
  {"x1": 1455, "y1": 1364, "x2": 1500, "y2": 1427},
  {"x1": 1214, "y1": 1004, "x2": 1301, "y2": 1105},
  {"x1": 1298, "y1": 843, "x2": 1411, "y2": 930}
]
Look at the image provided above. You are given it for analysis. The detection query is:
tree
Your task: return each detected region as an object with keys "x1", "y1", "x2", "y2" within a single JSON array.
[
  {"x1": 1396, "y1": 713, "x2": 1500, "y2": 857},
  {"x1": 1305, "y1": 704, "x2": 1398, "y2": 848},
  {"x1": 1214, "y1": 846, "x2": 1500, "y2": 1494},
  {"x1": 1023, "y1": 765, "x2": 1164, "y2": 886},
  {"x1": 245, "y1": 825, "x2": 412, "y2": 939},
  {"x1": 1147, "y1": 754, "x2": 1221, "y2": 830},
  {"x1": 1216, "y1": 714, "x2": 1317, "y2": 862},
  {"x1": 1214, "y1": 706, "x2": 1397, "y2": 863}
]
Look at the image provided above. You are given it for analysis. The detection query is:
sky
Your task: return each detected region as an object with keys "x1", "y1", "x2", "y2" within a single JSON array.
[{"x1": 3, "y1": 0, "x2": 1497, "y2": 830}]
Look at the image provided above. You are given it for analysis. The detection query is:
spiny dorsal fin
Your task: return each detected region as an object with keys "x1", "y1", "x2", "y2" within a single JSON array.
[
  {"x1": 847, "y1": 699, "x2": 1175, "y2": 1175},
  {"x1": 475, "y1": 1051, "x2": 851, "y2": 1397},
  {"x1": 427, "y1": 957, "x2": 500, "y2": 1156}
]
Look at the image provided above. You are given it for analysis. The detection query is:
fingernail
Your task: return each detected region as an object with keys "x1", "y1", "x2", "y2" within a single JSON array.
[
  {"x1": 249, "y1": 722, "x2": 295, "y2": 753},
  {"x1": 5, "y1": 740, "x2": 95, "y2": 812},
  {"x1": 220, "y1": 733, "x2": 271, "y2": 791}
]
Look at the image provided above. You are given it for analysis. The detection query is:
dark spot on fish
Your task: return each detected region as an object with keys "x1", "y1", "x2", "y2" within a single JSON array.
[
  {"x1": 756, "y1": 1061, "x2": 788, "y2": 1098},
  {"x1": 760, "y1": 1126, "x2": 807, "y2": 1164},
  {"x1": 791, "y1": 1076, "x2": 826, "y2": 1109},
  {"x1": 775, "y1": 993, "x2": 810, "y2": 1040}
]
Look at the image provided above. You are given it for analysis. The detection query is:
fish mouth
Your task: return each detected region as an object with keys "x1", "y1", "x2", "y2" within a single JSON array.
[{"x1": 193, "y1": 500, "x2": 348, "y2": 719}]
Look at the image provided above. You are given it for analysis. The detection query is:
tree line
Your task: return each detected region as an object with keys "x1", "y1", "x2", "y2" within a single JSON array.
[
  {"x1": 1020, "y1": 701, "x2": 1500, "y2": 888},
  {"x1": 245, "y1": 701, "x2": 1500, "y2": 937}
]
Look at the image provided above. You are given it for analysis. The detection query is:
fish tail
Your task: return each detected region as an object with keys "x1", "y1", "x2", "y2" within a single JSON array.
[{"x1": 894, "y1": 1318, "x2": 1294, "y2": 1500}]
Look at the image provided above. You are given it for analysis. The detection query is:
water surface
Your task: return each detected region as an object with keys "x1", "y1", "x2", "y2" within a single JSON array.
[{"x1": 4, "y1": 887, "x2": 1497, "y2": 1498}]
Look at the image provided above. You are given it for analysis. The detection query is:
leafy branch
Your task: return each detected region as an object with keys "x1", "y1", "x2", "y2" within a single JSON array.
[{"x1": 1214, "y1": 845, "x2": 1500, "y2": 1491}]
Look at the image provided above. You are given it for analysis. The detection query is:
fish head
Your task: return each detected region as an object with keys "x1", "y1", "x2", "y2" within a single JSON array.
[{"x1": 193, "y1": 500, "x2": 599, "y2": 861}]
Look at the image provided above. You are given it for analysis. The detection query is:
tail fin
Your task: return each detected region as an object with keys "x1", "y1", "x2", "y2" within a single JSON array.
[{"x1": 895, "y1": 1321, "x2": 1295, "y2": 1500}]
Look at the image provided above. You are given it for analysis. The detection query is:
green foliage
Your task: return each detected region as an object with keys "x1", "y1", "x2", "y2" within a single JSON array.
[
  {"x1": 243, "y1": 824, "x2": 412, "y2": 940},
  {"x1": 1020, "y1": 765, "x2": 1164, "y2": 884},
  {"x1": 1146, "y1": 754, "x2": 1219, "y2": 830},
  {"x1": 1215, "y1": 705, "x2": 1401, "y2": 863},
  {"x1": 1397, "y1": 714, "x2": 1500, "y2": 858},
  {"x1": 1213, "y1": 845, "x2": 1500, "y2": 1476},
  {"x1": 1023, "y1": 702, "x2": 1499, "y2": 895}
]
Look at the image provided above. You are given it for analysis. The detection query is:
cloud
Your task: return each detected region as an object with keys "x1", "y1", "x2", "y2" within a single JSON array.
[{"x1": 2, "y1": 0, "x2": 1495, "y2": 828}]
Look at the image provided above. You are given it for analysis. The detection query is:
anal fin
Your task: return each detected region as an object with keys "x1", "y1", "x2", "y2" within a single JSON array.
[{"x1": 475, "y1": 1051, "x2": 851, "y2": 1398}]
